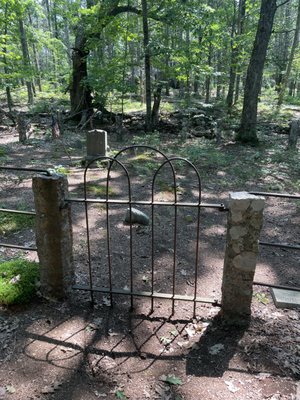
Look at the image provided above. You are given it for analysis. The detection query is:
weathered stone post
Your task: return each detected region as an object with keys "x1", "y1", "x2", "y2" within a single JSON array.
[
  {"x1": 221, "y1": 192, "x2": 265, "y2": 321},
  {"x1": 32, "y1": 173, "x2": 74, "y2": 299}
]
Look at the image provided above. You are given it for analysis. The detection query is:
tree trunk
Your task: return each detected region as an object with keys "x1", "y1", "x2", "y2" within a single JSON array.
[
  {"x1": 227, "y1": 0, "x2": 246, "y2": 111},
  {"x1": 141, "y1": 0, "x2": 152, "y2": 132},
  {"x1": 205, "y1": 42, "x2": 212, "y2": 103},
  {"x1": 3, "y1": 4, "x2": 14, "y2": 111},
  {"x1": 69, "y1": 3, "x2": 141, "y2": 121},
  {"x1": 18, "y1": 15, "x2": 34, "y2": 104},
  {"x1": 28, "y1": 13, "x2": 42, "y2": 92},
  {"x1": 277, "y1": 0, "x2": 300, "y2": 107},
  {"x1": 152, "y1": 85, "x2": 162, "y2": 128},
  {"x1": 70, "y1": 26, "x2": 93, "y2": 118},
  {"x1": 226, "y1": 0, "x2": 237, "y2": 112},
  {"x1": 237, "y1": 0, "x2": 277, "y2": 144}
]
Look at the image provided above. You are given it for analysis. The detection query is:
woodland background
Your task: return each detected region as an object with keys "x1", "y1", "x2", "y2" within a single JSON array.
[{"x1": 1, "y1": 0, "x2": 300, "y2": 145}]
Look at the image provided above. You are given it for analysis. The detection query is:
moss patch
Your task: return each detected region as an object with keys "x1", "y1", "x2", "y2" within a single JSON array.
[{"x1": 0, "y1": 259, "x2": 39, "y2": 305}]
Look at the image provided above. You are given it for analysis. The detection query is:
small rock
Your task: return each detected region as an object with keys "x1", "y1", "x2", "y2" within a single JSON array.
[{"x1": 124, "y1": 207, "x2": 149, "y2": 225}]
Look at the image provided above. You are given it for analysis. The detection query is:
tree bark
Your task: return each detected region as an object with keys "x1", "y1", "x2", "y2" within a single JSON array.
[
  {"x1": 227, "y1": 0, "x2": 246, "y2": 111},
  {"x1": 205, "y1": 41, "x2": 212, "y2": 103},
  {"x1": 226, "y1": 0, "x2": 237, "y2": 112},
  {"x1": 3, "y1": 4, "x2": 14, "y2": 111},
  {"x1": 28, "y1": 13, "x2": 42, "y2": 92},
  {"x1": 70, "y1": 26, "x2": 93, "y2": 118},
  {"x1": 141, "y1": 0, "x2": 152, "y2": 132},
  {"x1": 237, "y1": 0, "x2": 277, "y2": 144},
  {"x1": 277, "y1": 0, "x2": 300, "y2": 107},
  {"x1": 152, "y1": 85, "x2": 162, "y2": 128},
  {"x1": 18, "y1": 14, "x2": 34, "y2": 104}
]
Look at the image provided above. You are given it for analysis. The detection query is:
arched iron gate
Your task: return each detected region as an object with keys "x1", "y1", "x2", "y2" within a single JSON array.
[{"x1": 69, "y1": 146, "x2": 226, "y2": 317}]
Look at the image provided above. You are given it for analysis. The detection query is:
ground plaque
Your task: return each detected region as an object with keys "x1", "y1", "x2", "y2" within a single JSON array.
[{"x1": 271, "y1": 288, "x2": 300, "y2": 309}]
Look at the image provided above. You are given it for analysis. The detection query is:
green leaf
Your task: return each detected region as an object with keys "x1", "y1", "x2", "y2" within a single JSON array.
[
  {"x1": 115, "y1": 390, "x2": 128, "y2": 399},
  {"x1": 254, "y1": 292, "x2": 269, "y2": 305},
  {"x1": 161, "y1": 374, "x2": 182, "y2": 385}
]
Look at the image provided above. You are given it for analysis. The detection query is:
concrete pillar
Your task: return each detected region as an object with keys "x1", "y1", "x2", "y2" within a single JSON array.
[
  {"x1": 221, "y1": 192, "x2": 265, "y2": 322},
  {"x1": 32, "y1": 174, "x2": 74, "y2": 299},
  {"x1": 86, "y1": 129, "x2": 107, "y2": 158}
]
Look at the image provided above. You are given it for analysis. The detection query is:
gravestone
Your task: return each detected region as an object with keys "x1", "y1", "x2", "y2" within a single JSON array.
[
  {"x1": 288, "y1": 119, "x2": 300, "y2": 150},
  {"x1": 84, "y1": 129, "x2": 108, "y2": 166},
  {"x1": 271, "y1": 288, "x2": 300, "y2": 309}
]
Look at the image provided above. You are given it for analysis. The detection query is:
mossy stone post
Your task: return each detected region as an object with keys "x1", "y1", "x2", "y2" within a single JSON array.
[
  {"x1": 221, "y1": 192, "x2": 265, "y2": 322},
  {"x1": 32, "y1": 173, "x2": 74, "y2": 299}
]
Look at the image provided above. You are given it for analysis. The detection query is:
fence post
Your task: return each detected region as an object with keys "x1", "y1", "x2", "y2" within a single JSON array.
[
  {"x1": 32, "y1": 173, "x2": 74, "y2": 299},
  {"x1": 221, "y1": 192, "x2": 265, "y2": 322}
]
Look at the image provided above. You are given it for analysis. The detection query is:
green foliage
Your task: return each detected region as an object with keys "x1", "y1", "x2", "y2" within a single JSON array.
[
  {"x1": 160, "y1": 374, "x2": 183, "y2": 385},
  {"x1": 48, "y1": 165, "x2": 70, "y2": 175},
  {"x1": 0, "y1": 259, "x2": 39, "y2": 305},
  {"x1": 0, "y1": 145, "x2": 8, "y2": 159},
  {"x1": 86, "y1": 184, "x2": 116, "y2": 197},
  {"x1": 115, "y1": 390, "x2": 128, "y2": 400},
  {"x1": 284, "y1": 96, "x2": 300, "y2": 106},
  {"x1": 132, "y1": 132, "x2": 161, "y2": 148},
  {"x1": 254, "y1": 292, "x2": 269, "y2": 305},
  {"x1": 0, "y1": 208, "x2": 35, "y2": 235},
  {"x1": 29, "y1": 91, "x2": 69, "y2": 114}
]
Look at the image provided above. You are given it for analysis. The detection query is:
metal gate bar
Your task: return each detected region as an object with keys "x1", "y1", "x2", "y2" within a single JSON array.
[
  {"x1": 251, "y1": 190, "x2": 300, "y2": 291},
  {"x1": 259, "y1": 241, "x2": 300, "y2": 250},
  {"x1": 0, "y1": 166, "x2": 51, "y2": 176},
  {"x1": 249, "y1": 191, "x2": 300, "y2": 199},
  {"x1": 0, "y1": 166, "x2": 46, "y2": 252},
  {"x1": 70, "y1": 146, "x2": 226, "y2": 317},
  {"x1": 253, "y1": 281, "x2": 300, "y2": 292},
  {"x1": 67, "y1": 198, "x2": 226, "y2": 209},
  {"x1": 72, "y1": 285, "x2": 220, "y2": 305}
]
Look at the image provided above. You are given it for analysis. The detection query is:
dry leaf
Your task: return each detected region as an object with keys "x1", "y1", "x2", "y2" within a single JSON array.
[
  {"x1": 41, "y1": 386, "x2": 55, "y2": 394},
  {"x1": 6, "y1": 385, "x2": 16, "y2": 394},
  {"x1": 208, "y1": 343, "x2": 224, "y2": 355},
  {"x1": 225, "y1": 380, "x2": 239, "y2": 393}
]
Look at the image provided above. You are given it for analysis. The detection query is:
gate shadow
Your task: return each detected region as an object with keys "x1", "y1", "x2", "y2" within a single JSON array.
[{"x1": 186, "y1": 315, "x2": 249, "y2": 377}]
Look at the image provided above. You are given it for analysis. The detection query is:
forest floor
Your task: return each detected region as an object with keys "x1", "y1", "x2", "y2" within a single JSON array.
[{"x1": 0, "y1": 104, "x2": 299, "y2": 399}]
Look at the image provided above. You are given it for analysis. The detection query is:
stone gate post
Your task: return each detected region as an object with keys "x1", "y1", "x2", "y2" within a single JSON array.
[
  {"x1": 221, "y1": 192, "x2": 265, "y2": 321},
  {"x1": 32, "y1": 173, "x2": 74, "y2": 299}
]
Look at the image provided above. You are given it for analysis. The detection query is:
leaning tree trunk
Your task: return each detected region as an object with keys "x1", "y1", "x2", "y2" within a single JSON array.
[
  {"x1": 237, "y1": 0, "x2": 277, "y2": 144},
  {"x1": 70, "y1": 26, "x2": 93, "y2": 120}
]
